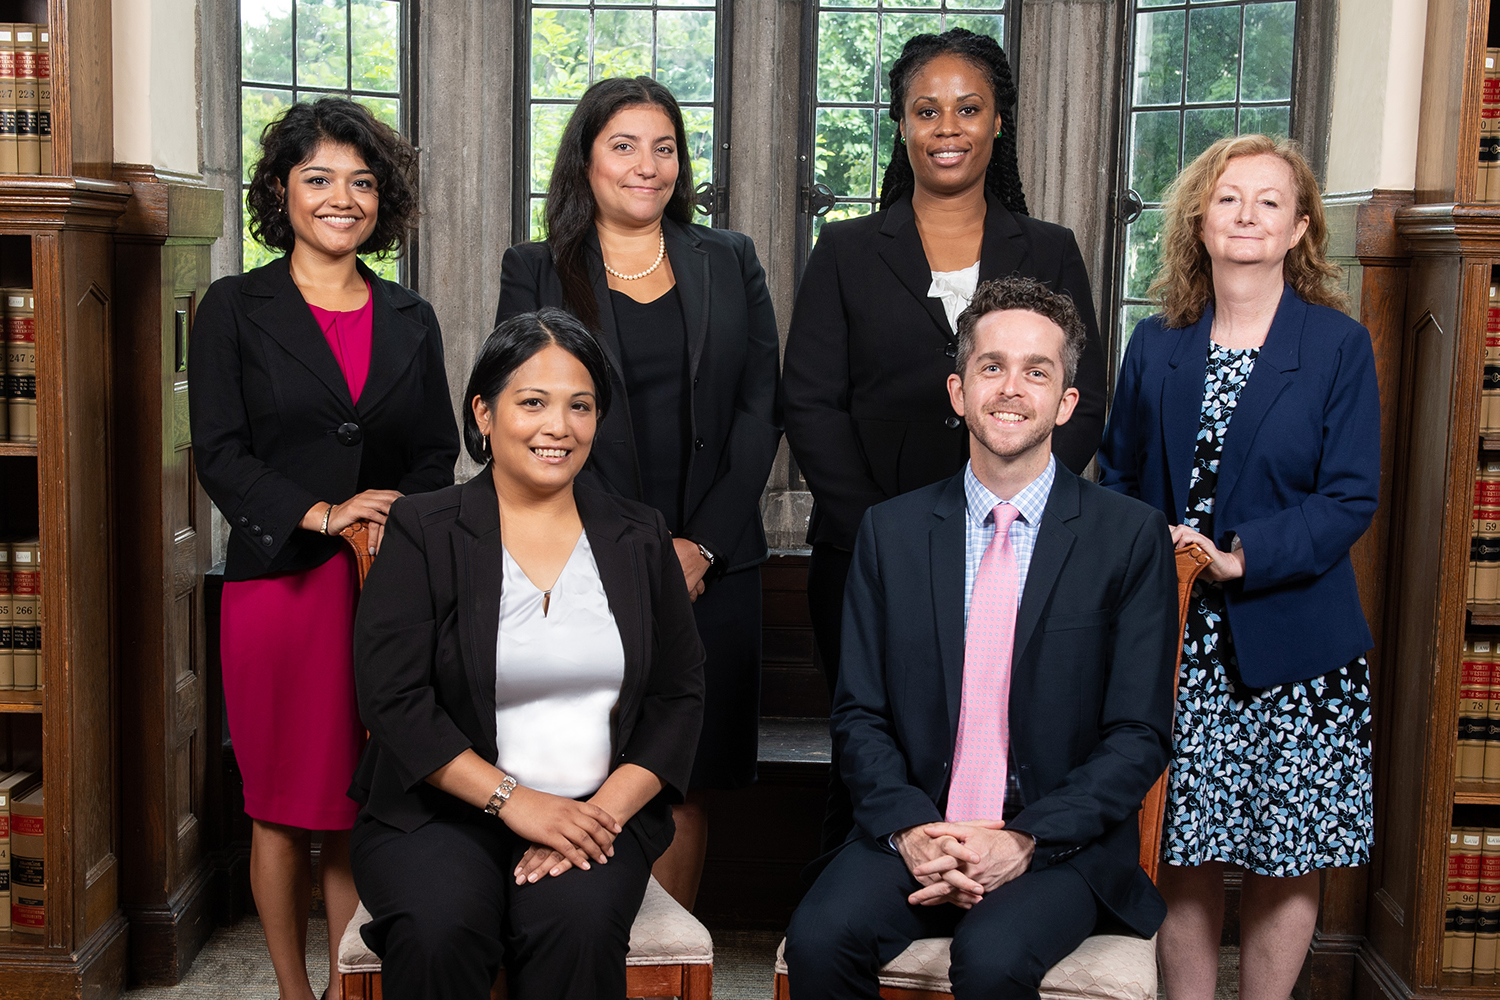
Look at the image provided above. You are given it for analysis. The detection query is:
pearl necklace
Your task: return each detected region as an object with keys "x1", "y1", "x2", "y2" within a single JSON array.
[{"x1": 603, "y1": 231, "x2": 666, "y2": 281}]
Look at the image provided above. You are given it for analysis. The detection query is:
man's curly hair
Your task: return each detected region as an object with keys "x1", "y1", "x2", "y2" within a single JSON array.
[
  {"x1": 245, "y1": 97, "x2": 418, "y2": 258},
  {"x1": 954, "y1": 277, "x2": 1087, "y2": 387}
]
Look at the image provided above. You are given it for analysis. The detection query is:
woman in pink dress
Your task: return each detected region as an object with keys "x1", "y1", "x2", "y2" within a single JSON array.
[{"x1": 189, "y1": 97, "x2": 459, "y2": 1000}]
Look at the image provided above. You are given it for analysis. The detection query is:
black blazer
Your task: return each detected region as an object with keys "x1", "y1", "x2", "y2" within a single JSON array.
[
  {"x1": 495, "y1": 218, "x2": 783, "y2": 572},
  {"x1": 189, "y1": 257, "x2": 459, "y2": 581},
  {"x1": 834, "y1": 467, "x2": 1177, "y2": 936},
  {"x1": 350, "y1": 473, "x2": 706, "y2": 855},
  {"x1": 783, "y1": 193, "x2": 1107, "y2": 550}
]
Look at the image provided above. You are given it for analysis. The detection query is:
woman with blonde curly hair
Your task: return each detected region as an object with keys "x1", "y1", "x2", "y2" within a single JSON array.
[{"x1": 1099, "y1": 134, "x2": 1380, "y2": 1000}]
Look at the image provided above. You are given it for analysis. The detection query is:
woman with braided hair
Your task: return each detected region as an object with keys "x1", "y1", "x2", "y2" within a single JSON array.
[{"x1": 783, "y1": 28, "x2": 1106, "y2": 853}]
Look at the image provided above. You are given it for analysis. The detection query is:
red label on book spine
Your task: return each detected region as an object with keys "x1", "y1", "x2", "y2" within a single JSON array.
[{"x1": 13, "y1": 814, "x2": 41, "y2": 837}]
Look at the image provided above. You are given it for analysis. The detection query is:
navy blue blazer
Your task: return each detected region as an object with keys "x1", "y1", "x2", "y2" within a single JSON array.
[
  {"x1": 1097, "y1": 285, "x2": 1380, "y2": 688},
  {"x1": 833, "y1": 467, "x2": 1177, "y2": 937}
]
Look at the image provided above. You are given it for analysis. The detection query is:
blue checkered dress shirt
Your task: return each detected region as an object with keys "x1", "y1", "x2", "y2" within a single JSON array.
[{"x1": 962, "y1": 456, "x2": 1056, "y2": 627}]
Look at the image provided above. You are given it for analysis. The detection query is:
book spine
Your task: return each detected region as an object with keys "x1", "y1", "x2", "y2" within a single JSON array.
[
  {"x1": 1448, "y1": 829, "x2": 1465, "y2": 972},
  {"x1": 1485, "y1": 281, "x2": 1500, "y2": 433},
  {"x1": 10, "y1": 539, "x2": 36, "y2": 691},
  {"x1": 14, "y1": 25, "x2": 39, "y2": 176},
  {"x1": 1478, "y1": 829, "x2": 1500, "y2": 974},
  {"x1": 1475, "y1": 462, "x2": 1483, "y2": 602},
  {"x1": 0, "y1": 25, "x2": 18, "y2": 176},
  {"x1": 1486, "y1": 639, "x2": 1500, "y2": 782},
  {"x1": 11, "y1": 790, "x2": 42, "y2": 933},
  {"x1": 1483, "y1": 50, "x2": 1500, "y2": 202},
  {"x1": 1461, "y1": 640, "x2": 1490, "y2": 781},
  {"x1": 1458, "y1": 828, "x2": 1485, "y2": 973},
  {"x1": 34, "y1": 26, "x2": 47, "y2": 174},
  {"x1": 1479, "y1": 460, "x2": 1500, "y2": 602},
  {"x1": 3, "y1": 288, "x2": 33, "y2": 444},
  {"x1": 0, "y1": 784, "x2": 9, "y2": 932},
  {"x1": 0, "y1": 542, "x2": 11, "y2": 691}
]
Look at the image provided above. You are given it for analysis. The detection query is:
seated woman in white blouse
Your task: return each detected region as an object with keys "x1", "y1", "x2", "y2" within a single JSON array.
[{"x1": 348, "y1": 307, "x2": 706, "y2": 1000}]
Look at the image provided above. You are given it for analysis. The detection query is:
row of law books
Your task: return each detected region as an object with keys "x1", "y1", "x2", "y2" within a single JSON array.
[
  {"x1": 0, "y1": 770, "x2": 41, "y2": 933},
  {"x1": 1481, "y1": 49, "x2": 1500, "y2": 201},
  {"x1": 0, "y1": 288, "x2": 35, "y2": 442},
  {"x1": 0, "y1": 24, "x2": 49, "y2": 175},
  {"x1": 0, "y1": 539, "x2": 39, "y2": 691}
]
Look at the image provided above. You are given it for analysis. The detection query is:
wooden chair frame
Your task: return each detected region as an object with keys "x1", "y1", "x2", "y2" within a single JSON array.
[
  {"x1": 336, "y1": 522, "x2": 714, "y2": 1000},
  {"x1": 772, "y1": 543, "x2": 1212, "y2": 1000}
]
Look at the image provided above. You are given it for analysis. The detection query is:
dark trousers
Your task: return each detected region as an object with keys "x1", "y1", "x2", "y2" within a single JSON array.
[
  {"x1": 350, "y1": 811, "x2": 655, "y2": 1000},
  {"x1": 808, "y1": 542, "x2": 855, "y2": 853},
  {"x1": 785, "y1": 837, "x2": 1099, "y2": 1000}
]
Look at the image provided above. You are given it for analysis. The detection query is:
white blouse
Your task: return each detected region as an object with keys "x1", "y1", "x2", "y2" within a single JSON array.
[
  {"x1": 495, "y1": 531, "x2": 626, "y2": 798},
  {"x1": 928, "y1": 261, "x2": 981, "y2": 334}
]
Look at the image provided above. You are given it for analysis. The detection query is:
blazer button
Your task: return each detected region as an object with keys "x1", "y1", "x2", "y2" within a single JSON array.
[
  {"x1": 693, "y1": 376, "x2": 700, "y2": 386},
  {"x1": 262, "y1": 534, "x2": 273, "y2": 546},
  {"x1": 945, "y1": 343, "x2": 957, "y2": 358},
  {"x1": 336, "y1": 422, "x2": 363, "y2": 446},
  {"x1": 238, "y1": 516, "x2": 248, "y2": 525},
  {"x1": 694, "y1": 437, "x2": 705, "y2": 450},
  {"x1": 944, "y1": 416, "x2": 961, "y2": 429},
  {"x1": 251, "y1": 524, "x2": 261, "y2": 533}
]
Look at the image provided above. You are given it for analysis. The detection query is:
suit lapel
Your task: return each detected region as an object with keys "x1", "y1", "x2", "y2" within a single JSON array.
[
  {"x1": 243, "y1": 257, "x2": 354, "y2": 410},
  {"x1": 1012, "y1": 470, "x2": 1079, "y2": 664},
  {"x1": 664, "y1": 219, "x2": 711, "y2": 378},
  {"x1": 575, "y1": 486, "x2": 649, "y2": 714},
  {"x1": 1216, "y1": 286, "x2": 1302, "y2": 513},
  {"x1": 976, "y1": 192, "x2": 1032, "y2": 285},
  {"x1": 455, "y1": 471, "x2": 505, "y2": 754},
  {"x1": 878, "y1": 197, "x2": 954, "y2": 342},
  {"x1": 930, "y1": 477, "x2": 969, "y2": 741},
  {"x1": 1162, "y1": 312, "x2": 1211, "y2": 523},
  {"x1": 357, "y1": 268, "x2": 427, "y2": 415}
]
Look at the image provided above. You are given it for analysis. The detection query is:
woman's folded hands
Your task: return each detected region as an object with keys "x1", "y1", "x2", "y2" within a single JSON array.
[{"x1": 502, "y1": 786, "x2": 621, "y2": 883}]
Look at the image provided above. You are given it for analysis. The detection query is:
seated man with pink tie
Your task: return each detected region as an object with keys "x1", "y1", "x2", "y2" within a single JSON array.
[{"x1": 783, "y1": 277, "x2": 1179, "y2": 999}]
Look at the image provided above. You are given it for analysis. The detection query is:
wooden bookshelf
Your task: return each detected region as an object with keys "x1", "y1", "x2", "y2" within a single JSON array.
[
  {"x1": 1359, "y1": 1, "x2": 1500, "y2": 996},
  {"x1": 0, "y1": 0, "x2": 131, "y2": 997}
]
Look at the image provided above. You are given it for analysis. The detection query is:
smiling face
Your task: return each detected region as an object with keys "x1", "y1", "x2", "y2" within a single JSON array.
[
  {"x1": 1199, "y1": 152, "x2": 1310, "y2": 272},
  {"x1": 472, "y1": 344, "x2": 599, "y2": 496},
  {"x1": 587, "y1": 104, "x2": 681, "y2": 228},
  {"x1": 900, "y1": 52, "x2": 999, "y2": 200},
  {"x1": 947, "y1": 309, "x2": 1079, "y2": 476},
  {"x1": 280, "y1": 140, "x2": 379, "y2": 260}
]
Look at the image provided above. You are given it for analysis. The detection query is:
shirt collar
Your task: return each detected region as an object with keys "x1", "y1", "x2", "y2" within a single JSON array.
[{"x1": 963, "y1": 455, "x2": 1056, "y2": 527}]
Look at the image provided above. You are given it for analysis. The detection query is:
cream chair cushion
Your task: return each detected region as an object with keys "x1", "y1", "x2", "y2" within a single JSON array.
[
  {"x1": 338, "y1": 875, "x2": 712, "y2": 975},
  {"x1": 774, "y1": 933, "x2": 1156, "y2": 1000}
]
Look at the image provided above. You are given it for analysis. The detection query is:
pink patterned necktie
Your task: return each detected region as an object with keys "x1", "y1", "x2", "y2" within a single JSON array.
[{"x1": 946, "y1": 502, "x2": 1022, "y2": 823}]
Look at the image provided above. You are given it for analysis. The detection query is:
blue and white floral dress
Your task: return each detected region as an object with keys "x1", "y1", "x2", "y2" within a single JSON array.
[{"x1": 1162, "y1": 342, "x2": 1374, "y2": 877}]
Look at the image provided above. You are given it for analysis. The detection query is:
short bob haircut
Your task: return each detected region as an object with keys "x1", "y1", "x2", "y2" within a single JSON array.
[
  {"x1": 1149, "y1": 134, "x2": 1347, "y2": 328},
  {"x1": 954, "y1": 276, "x2": 1088, "y2": 389},
  {"x1": 245, "y1": 97, "x2": 419, "y2": 258},
  {"x1": 545, "y1": 77, "x2": 697, "y2": 330},
  {"x1": 462, "y1": 307, "x2": 614, "y2": 464}
]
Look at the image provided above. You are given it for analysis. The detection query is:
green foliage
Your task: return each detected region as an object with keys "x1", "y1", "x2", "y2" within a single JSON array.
[{"x1": 297, "y1": 0, "x2": 349, "y2": 89}]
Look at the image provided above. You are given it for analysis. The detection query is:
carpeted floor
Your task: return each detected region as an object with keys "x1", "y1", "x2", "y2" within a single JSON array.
[{"x1": 121, "y1": 916, "x2": 1243, "y2": 999}]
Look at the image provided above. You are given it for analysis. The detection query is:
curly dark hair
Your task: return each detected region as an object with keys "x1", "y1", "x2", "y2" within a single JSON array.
[
  {"x1": 463, "y1": 307, "x2": 614, "y2": 464},
  {"x1": 245, "y1": 97, "x2": 419, "y2": 258},
  {"x1": 955, "y1": 277, "x2": 1087, "y2": 387},
  {"x1": 879, "y1": 28, "x2": 1028, "y2": 216},
  {"x1": 544, "y1": 77, "x2": 697, "y2": 330}
]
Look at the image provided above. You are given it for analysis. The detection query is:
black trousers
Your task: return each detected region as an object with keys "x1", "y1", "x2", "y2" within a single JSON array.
[
  {"x1": 785, "y1": 836, "x2": 1099, "y2": 1000},
  {"x1": 350, "y1": 810, "x2": 656, "y2": 1000},
  {"x1": 808, "y1": 542, "x2": 855, "y2": 853}
]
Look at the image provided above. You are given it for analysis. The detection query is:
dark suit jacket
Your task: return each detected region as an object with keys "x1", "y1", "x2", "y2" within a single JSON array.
[
  {"x1": 189, "y1": 257, "x2": 459, "y2": 581},
  {"x1": 495, "y1": 219, "x2": 783, "y2": 573},
  {"x1": 783, "y1": 192, "x2": 1107, "y2": 550},
  {"x1": 1098, "y1": 286, "x2": 1380, "y2": 688},
  {"x1": 350, "y1": 473, "x2": 706, "y2": 856},
  {"x1": 834, "y1": 466, "x2": 1177, "y2": 936}
]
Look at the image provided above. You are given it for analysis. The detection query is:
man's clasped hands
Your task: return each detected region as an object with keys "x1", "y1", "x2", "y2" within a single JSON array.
[{"x1": 893, "y1": 821, "x2": 1036, "y2": 909}]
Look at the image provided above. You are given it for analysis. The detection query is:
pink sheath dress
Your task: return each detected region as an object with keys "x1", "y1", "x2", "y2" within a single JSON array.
[{"x1": 219, "y1": 288, "x2": 374, "y2": 830}]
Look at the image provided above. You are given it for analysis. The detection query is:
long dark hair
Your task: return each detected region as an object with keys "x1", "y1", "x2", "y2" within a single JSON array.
[
  {"x1": 878, "y1": 28, "x2": 1028, "y2": 216},
  {"x1": 245, "y1": 96, "x2": 419, "y2": 257},
  {"x1": 544, "y1": 77, "x2": 697, "y2": 329},
  {"x1": 462, "y1": 307, "x2": 614, "y2": 464}
]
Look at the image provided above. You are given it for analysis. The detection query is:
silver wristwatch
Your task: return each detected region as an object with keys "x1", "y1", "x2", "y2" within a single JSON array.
[
  {"x1": 696, "y1": 542, "x2": 715, "y2": 566},
  {"x1": 484, "y1": 774, "x2": 518, "y2": 816}
]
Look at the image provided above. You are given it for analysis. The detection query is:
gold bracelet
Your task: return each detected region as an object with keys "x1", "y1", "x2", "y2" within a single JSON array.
[{"x1": 321, "y1": 504, "x2": 333, "y2": 535}]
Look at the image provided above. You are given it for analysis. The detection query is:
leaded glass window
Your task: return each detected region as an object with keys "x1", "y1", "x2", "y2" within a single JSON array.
[
  {"x1": 1115, "y1": 0, "x2": 1297, "y2": 357},
  {"x1": 804, "y1": 1, "x2": 1010, "y2": 249},
  {"x1": 522, "y1": 1, "x2": 725, "y2": 242},
  {"x1": 240, "y1": 0, "x2": 407, "y2": 278}
]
